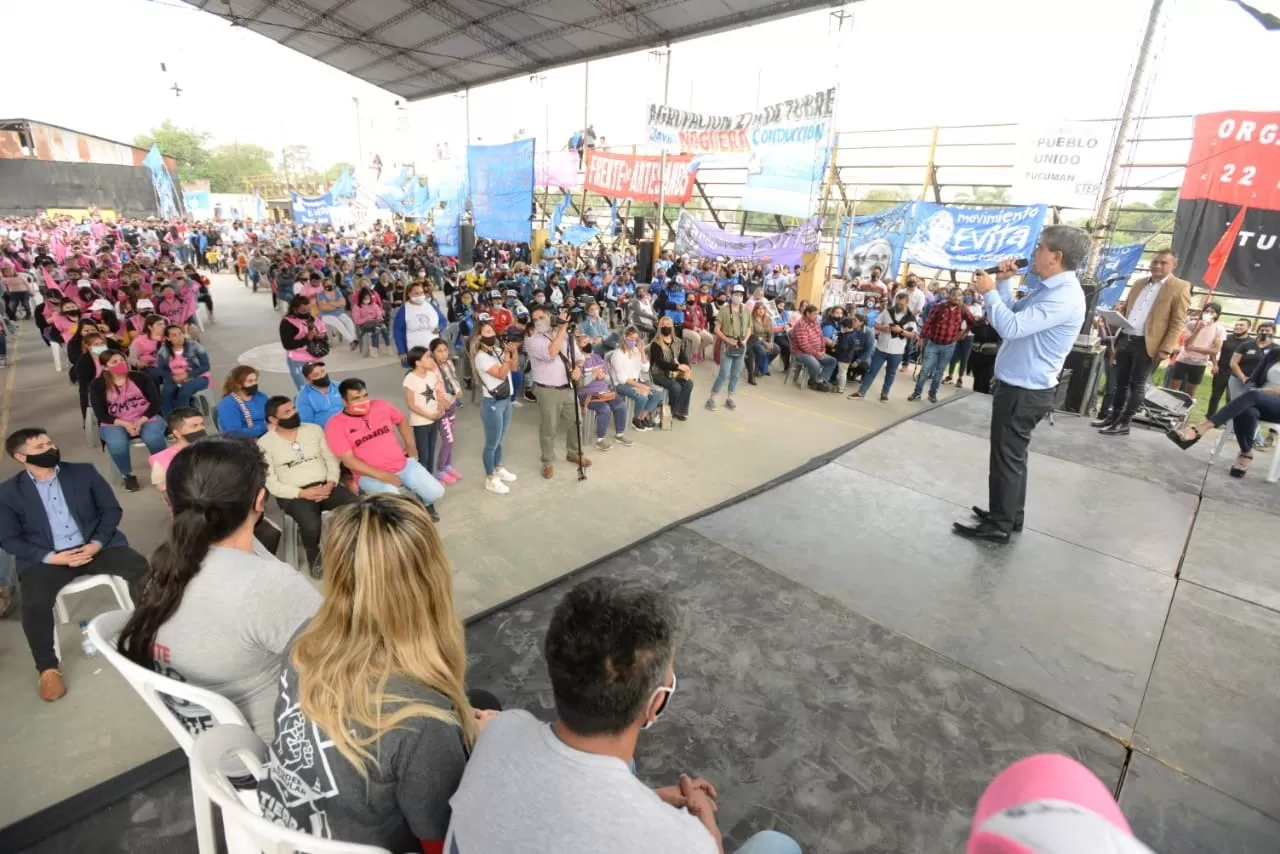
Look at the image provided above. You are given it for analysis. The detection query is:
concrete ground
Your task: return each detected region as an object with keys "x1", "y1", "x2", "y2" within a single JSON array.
[{"x1": 0, "y1": 273, "x2": 944, "y2": 829}]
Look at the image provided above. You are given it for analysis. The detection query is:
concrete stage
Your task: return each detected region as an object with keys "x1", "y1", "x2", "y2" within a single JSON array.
[{"x1": 18, "y1": 391, "x2": 1279, "y2": 853}]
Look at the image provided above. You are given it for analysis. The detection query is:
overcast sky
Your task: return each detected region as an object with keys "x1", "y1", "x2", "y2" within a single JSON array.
[{"x1": 6, "y1": 0, "x2": 1277, "y2": 173}]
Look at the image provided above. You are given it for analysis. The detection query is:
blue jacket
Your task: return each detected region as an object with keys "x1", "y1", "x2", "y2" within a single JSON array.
[
  {"x1": 296, "y1": 382, "x2": 343, "y2": 428},
  {"x1": 0, "y1": 463, "x2": 127, "y2": 568},
  {"x1": 835, "y1": 326, "x2": 875, "y2": 363},
  {"x1": 156, "y1": 340, "x2": 211, "y2": 379},
  {"x1": 215, "y1": 392, "x2": 269, "y2": 438},
  {"x1": 392, "y1": 301, "x2": 447, "y2": 356}
]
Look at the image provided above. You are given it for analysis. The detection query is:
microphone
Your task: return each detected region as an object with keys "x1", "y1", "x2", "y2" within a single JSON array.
[{"x1": 982, "y1": 259, "x2": 1028, "y2": 275}]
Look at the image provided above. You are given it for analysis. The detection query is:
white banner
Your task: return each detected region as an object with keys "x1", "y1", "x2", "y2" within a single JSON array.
[{"x1": 1010, "y1": 123, "x2": 1110, "y2": 210}]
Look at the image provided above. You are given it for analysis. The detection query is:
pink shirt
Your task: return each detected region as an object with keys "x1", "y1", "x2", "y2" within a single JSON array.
[
  {"x1": 351, "y1": 302, "x2": 382, "y2": 325},
  {"x1": 106, "y1": 379, "x2": 151, "y2": 423},
  {"x1": 284, "y1": 315, "x2": 326, "y2": 362},
  {"x1": 148, "y1": 443, "x2": 183, "y2": 475},
  {"x1": 157, "y1": 296, "x2": 186, "y2": 324},
  {"x1": 324, "y1": 399, "x2": 406, "y2": 474},
  {"x1": 130, "y1": 334, "x2": 162, "y2": 367}
]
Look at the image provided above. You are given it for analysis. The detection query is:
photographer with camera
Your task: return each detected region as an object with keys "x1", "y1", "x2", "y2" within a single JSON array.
[
  {"x1": 706, "y1": 284, "x2": 752, "y2": 412},
  {"x1": 527, "y1": 305, "x2": 590, "y2": 479},
  {"x1": 850, "y1": 290, "x2": 918, "y2": 402}
]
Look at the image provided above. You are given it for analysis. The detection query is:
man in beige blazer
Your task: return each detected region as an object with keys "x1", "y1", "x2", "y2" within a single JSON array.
[{"x1": 1094, "y1": 249, "x2": 1191, "y2": 435}]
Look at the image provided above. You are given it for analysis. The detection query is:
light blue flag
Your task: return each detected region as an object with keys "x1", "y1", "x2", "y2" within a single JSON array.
[
  {"x1": 608, "y1": 199, "x2": 618, "y2": 237},
  {"x1": 549, "y1": 189, "x2": 571, "y2": 236}
]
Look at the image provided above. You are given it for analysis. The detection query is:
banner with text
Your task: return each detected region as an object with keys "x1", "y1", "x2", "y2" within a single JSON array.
[
  {"x1": 1010, "y1": 123, "x2": 1109, "y2": 210},
  {"x1": 467, "y1": 139, "x2": 535, "y2": 243},
  {"x1": 837, "y1": 202, "x2": 911, "y2": 279},
  {"x1": 673, "y1": 210, "x2": 822, "y2": 267},
  {"x1": 903, "y1": 203, "x2": 1047, "y2": 270},
  {"x1": 583, "y1": 151, "x2": 696, "y2": 204},
  {"x1": 1172, "y1": 110, "x2": 1280, "y2": 300},
  {"x1": 1094, "y1": 243, "x2": 1146, "y2": 309},
  {"x1": 647, "y1": 88, "x2": 835, "y2": 218},
  {"x1": 291, "y1": 192, "x2": 333, "y2": 226}
]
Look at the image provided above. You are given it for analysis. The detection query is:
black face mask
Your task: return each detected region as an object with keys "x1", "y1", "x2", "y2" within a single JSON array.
[
  {"x1": 25, "y1": 448, "x2": 60, "y2": 469},
  {"x1": 480, "y1": 334, "x2": 498, "y2": 347},
  {"x1": 182, "y1": 429, "x2": 207, "y2": 443},
  {"x1": 242, "y1": 384, "x2": 259, "y2": 397},
  {"x1": 581, "y1": 342, "x2": 593, "y2": 354},
  {"x1": 276, "y1": 414, "x2": 302, "y2": 430},
  {"x1": 312, "y1": 375, "x2": 331, "y2": 388}
]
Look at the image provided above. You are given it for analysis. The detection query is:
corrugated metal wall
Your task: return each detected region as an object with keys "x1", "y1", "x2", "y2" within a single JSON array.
[{"x1": 0, "y1": 160, "x2": 159, "y2": 217}]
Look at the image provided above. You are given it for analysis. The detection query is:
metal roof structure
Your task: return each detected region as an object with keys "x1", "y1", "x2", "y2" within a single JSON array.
[{"x1": 185, "y1": 0, "x2": 843, "y2": 101}]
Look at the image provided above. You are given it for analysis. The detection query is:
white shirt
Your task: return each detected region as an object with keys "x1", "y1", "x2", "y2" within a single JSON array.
[
  {"x1": 904, "y1": 287, "x2": 926, "y2": 316},
  {"x1": 403, "y1": 299, "x2": 439, "y2": 350},
  {"x1": 1126, "y1": 277, "x2": 1166, "y2": 333},
  {"x1": 608, "y1": 345, "x2": 647, "y2": 384}
]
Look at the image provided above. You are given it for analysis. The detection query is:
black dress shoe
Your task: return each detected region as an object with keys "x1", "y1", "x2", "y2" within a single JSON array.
[
  {"x1": 1090, "y1": 413, "x2": 1115, "y2": 428},
  {"x1": 952, "y1": 520, "x2": 1011, "y2": 543},
  {"x1": 970, "y1": 506, "x2": 1023, "y2": 532},
  {"x1": 1099, "y1": 420, "x2": 1130, "y2": 436}
]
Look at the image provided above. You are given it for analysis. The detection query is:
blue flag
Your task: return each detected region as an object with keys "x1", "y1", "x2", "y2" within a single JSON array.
[
  {"x1": 562, "y1": 225, "x2": 600, "y2": 246},
  {"x1": 608, "y1": 199, "x2": 619, "y2": 237},
  {"x1": 330, "y1": 168, "x2": 356, "y2": 200},
  {"x1": 549, "y1": 189, "x2": 571, "y2": 236},
  {"x1": 1093, "y1": 243, "x2": 1145, "y2": 309},
  {"x1": 467, "y1": 139, "x2": 535, "y2": 243},
  {"x1": 902, "y1": 202, "x2": 1047, "y2": 271},
  {"x1": 838, "y1": 202, "x2": 911, "y2": 279}
]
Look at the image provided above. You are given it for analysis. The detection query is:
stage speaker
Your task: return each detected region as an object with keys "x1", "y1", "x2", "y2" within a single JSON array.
[
  {"x1": 635, "y1": 241, "x2": 654, "y2": 284},
  {"x1": 631, "y1": 216, "x2": 645, "y2": 243},
  {"x1": 1061, "y1": 344, "x2": 1105, "y2": 415},
  {"x1": 459, "y1": 224, "x2": 475, "y2": 266}
]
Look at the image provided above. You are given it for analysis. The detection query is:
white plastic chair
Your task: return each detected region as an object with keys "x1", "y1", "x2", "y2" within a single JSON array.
[
  {"x1": 50, "y1": 340, "x2": 64, "y2": 372},
  {"x1": 1211, "y1": 418, "x2": 1280, "y2": 483},
  {"x1": 192, "y1": 388, "x2": 219, "y2": 433},
  {"x1": 84, "y1": 407, "x2": 100, "y2": 448},
  {"x1": 190, "y1": 724, "x2": 391, "y2": 854},
  {"x1": 54, "y1": 575, "x2": 132, "y2": 662}
]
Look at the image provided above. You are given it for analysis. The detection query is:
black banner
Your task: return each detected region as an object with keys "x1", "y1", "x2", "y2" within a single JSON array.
[{"x1": 1173, "y1": 200, "x2": 1280, "y2": 301}]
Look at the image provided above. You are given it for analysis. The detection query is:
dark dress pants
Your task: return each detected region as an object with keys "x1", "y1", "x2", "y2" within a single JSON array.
[
  {"x1": 277, "y1": 485, "x2": 359, "y2": 568},
  {"x1": 987, "y1": 382, "x2": 1056, "y2": 533},
  {"x1": 1111, "y1": 334, "x2": 1154, "y2": 422},
  {"x1": 20, "y1": 546, "x2": 149, "y2": 672}
]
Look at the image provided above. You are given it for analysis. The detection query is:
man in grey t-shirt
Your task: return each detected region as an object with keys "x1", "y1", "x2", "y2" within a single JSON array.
[{"x1": 446, "y1": 579, "x2": 800, "y2": 854}]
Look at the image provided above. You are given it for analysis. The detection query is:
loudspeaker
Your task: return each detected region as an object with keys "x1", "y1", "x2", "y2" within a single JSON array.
[
  {"x1": 459, "y1": 225, "x2": 476, "y2": 267},
  {"x1": 635, "y1": 241, "x2": 654, "y2": 284},
  {"x1": 1061, "y1": 344, "x2": 1105, "y2": 415},
  {"x1": 631, "y1": 216, "x2": 645, "y2": 242}
]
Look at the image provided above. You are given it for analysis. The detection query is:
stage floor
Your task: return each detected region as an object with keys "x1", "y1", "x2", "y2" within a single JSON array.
[{"x1": 23, "y1": 392, "x2": 1280, "y2": 853}]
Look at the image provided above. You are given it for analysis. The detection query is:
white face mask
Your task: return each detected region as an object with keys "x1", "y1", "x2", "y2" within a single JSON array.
[
  {"x1": 535, "y1": 318, "x2": 551, "y2": 333},
  {"x1": 731, "y1": 295, "x2": 743, "y2": 306},
  {"x1": 410, "y1": 295, "x2": 426, "y2": 305},
  {"x1": 1201, "y1": 313, "x2": 1217, "y2": 322}
]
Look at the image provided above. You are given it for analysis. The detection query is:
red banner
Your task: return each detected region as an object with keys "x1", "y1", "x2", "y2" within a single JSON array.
[
  {"x1": 1174, "y1": 111, "x2": 1280, "y2": 299},
  {"x1": 1178, "y1": 111, "x2": 1280, "y2": 209},
  {"x1": 583, "y1": 151, "x2": 696, "y2": 204}
]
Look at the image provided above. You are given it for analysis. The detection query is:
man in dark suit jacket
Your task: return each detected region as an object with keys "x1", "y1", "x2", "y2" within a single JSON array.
[{"x1": 0, "y1": 428, "x2": 149, "y2": 701}]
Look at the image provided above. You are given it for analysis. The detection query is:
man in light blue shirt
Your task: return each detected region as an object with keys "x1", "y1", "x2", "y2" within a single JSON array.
[{"x1": 952, "y1": 225, "x2": 1088, "y2": 544}]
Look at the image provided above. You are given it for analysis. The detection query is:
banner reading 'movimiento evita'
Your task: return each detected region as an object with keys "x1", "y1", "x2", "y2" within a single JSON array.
[{"x1": 1173, "y1": 110, "x2": 1280, "y2": 301}]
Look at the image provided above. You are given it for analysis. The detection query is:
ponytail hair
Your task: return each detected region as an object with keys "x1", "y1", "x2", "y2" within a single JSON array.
[{"x1": 118, "y1": 437, "x2": 267, "y2": 667}]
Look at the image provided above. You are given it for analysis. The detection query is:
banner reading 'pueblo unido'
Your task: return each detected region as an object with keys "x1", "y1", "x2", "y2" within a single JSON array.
[{"x1": 583, "y1": 150, "x2": 696, "y2": 204}]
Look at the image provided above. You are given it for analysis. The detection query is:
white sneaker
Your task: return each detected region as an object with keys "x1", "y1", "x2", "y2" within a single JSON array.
[
  {"x1": 371, "y1": 347, "x2": 380, "y2": 358},
  {"x1": 495, "y1": 467, "x2": 518, "y2": 483},
  {"x1": 485, "y1": 476, "x2": 510, "y2": 495}
]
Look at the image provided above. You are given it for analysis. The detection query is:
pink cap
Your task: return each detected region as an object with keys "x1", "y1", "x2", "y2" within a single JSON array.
[{"x1": 968, "y1": 754, "x2": 1136, "y2": 854}]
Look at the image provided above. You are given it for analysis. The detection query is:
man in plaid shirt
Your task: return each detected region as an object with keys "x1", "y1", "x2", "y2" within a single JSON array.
[
  {"x1": 909, "y1": 286, "x2": 969, "y2": 403},
  {"x1": 792, "y1": 303, "x2": 839, "y2": 392}
]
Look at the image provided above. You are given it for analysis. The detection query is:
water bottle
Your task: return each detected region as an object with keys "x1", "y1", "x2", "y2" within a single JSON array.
[{"x1": 80, "y1": 621, "x2": 98, "y2": 657}]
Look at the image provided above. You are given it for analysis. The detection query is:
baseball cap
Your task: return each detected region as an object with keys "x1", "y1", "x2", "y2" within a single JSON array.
[
  {"x1": 90, "y1": 299, "x2": 114, "y2": 311},
  {"x1": 731, "y1": 284, "x2": 746, "y2": 294},
  {"x1": 136, "y1": 298, "x2": 154, "y2": 310},
  {"x1": 302, "y1": 361, "x2": 326, "y2": 378},
  {"x1": 968, "y1": 754, "x2": 1152, "y2": 854}
]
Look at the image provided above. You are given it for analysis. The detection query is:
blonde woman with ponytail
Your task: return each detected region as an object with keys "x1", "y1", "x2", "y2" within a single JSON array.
[{"x1": 256, "y1": 493, "x2": 501, "y2": 852}]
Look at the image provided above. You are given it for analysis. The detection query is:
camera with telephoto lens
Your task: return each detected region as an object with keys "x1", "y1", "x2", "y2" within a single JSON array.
[
  {"x1": 502, "y1": 325, "x2": 526, "y2": 345},
  {"x1": 553, "y1": 304, "x2": 585, "y2": 326}
]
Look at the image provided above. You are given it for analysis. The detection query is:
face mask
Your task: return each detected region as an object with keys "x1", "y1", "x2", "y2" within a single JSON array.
[
  {"x1": 347, "y1": 400, "x2": 372, "y2": 416},
  {"x1": 410, "y1": 295, "x2": 426, "y2": 305},
  {"x1": 1201, "y1": 313, "x2": 1217, "y2": 322},
  {"x1": 480, "y1": 334, "x2": 498, "y2": 347},
  {"x1": 731, "y1": 295, "x2": 743, "y2": 306},
  {"x1": 24, "y1": 448, "x2": 60, "y2": 469},
  {"x1": 963, "y1": 296, "x2": 974, "y2": 304},
  {"x1": 90, "y1": 344, "x2": 108, "y2": 355},
  {"x1": 312, "y1": 375, "x2": 331, "y2": 388},
  {"x1": 581, "y1": 342, "x2": 593, "y2": 354},
  {"x1": 626, "y1": 339, "x2": 640, "y2": 349},
  {"x1": 107, "y1": 361, "x2": 129, "y2": 376},
  {"x1": 181, "y1": 429, "x2": 207, "y2": 444},
  {"x1": 1259, "y1": 334, "x2": 1274, "y2": 343},
  {"x1": 534, "y1": 319, "x2": 551, "y2": 334},
  {"x1": 241, "y1": 384, "x2": 259, "y2": 397},
  {"x1": 660, "y1": 326, "x2": 673, "y2": 336},
  {"x1": 276, "y1": 414, "x2": 302, "y2": 430},
  {"x1": 295, "y1": 308, "x2": 310, "y2": 317}
]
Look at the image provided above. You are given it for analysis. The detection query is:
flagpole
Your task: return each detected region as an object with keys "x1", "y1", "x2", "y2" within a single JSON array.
[
  {"x1": 652, "y1": 45, "x2": 672, "y2": 281},
  {"x1": 1085, "y1": 0, "x2": 1166, "y2": 281}
]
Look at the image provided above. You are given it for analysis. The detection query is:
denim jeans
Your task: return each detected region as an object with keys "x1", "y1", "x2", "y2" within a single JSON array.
[
  {"x1": 750, "y1": 339, "x2": 779, "y2": 375},
  {"x1": 616, "y1": 382, "x2": 664, "y2": 416},
  {"x1": 248, "y1": 268, "x2": 260, "y2": 292},
  {"x1": 162, "y1": 375, "x2": 210, "y2": 416},
  {"x1": 413, "y1": 423, "x2": 440, "y2": 476},
  {"x1": 587, "y1": 397, "x2": 629, "y2": 438},
  {"x1": 480, "y1": 396, "x2": 513, "y2": 475},
  {"x1": 858, "y1": 349, "x2": 904, "y2": 396},
  {"x1": 356, "y1": 458, "x2": 444, "y2": 505},
  {"x1": 735, "y1": 830, "x2": 802, "y2": 854},
  {"x1": 948, "y1": 336, "x2": 972, "y2": 378},
  {"x1": 711, "y1": 351, "x2": 745, "y2": 396},
  {"x1": 100, "y1": 418, "x2": 168, "y2": 476},
  {"x1": 794, "y1": 353, "x2": 837, "y2": 384},
  {"x1": 912, "y1": 340, "x2": 957, "y2": 397},
  {"x1": 287, "y1": 358, "x2": 308, "y2": 389}
]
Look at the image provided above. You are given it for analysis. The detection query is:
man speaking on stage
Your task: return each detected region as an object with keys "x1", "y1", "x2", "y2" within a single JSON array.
[{"x1": 952, "y1": 225, "x2": 1088, "y2": 544}]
